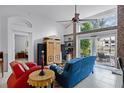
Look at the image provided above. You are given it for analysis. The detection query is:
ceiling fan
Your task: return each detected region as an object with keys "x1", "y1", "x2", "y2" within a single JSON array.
[{"x1": 57, "y1": 5, "x2": 96, "y2": 58}]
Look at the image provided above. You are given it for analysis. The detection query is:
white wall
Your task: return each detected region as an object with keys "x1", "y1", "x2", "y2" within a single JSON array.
[
  {"x1": 0, "y1": 16, "x2": 8, "y2": 71},
  {"x1": 56, "y1": 23, "x2": 65, "y2": 44},
  {"x1": 0, "y1": 16, "x2": 8, "y2": 53},
  {"x1": 32, "y1": 15, "x2": 58, "y2": 43},
  {"x1": 15, "y1": 35, "x2": 28, "y2": 53},
  {"x1": 64, "y1": 24, "x2": 73, "y2": 35},
  {"x1": 63, "y1": 22, "x2": 80, "y2": 35},
  {"x1": 0, "y1": 7, "x2": 65, "y2": 72},
  {"x1": 0, "y1": 18, "x2": 1, "y2": 51},
  {"x1": 32, "y1": 14, "x2": 65, "y2": 62}
]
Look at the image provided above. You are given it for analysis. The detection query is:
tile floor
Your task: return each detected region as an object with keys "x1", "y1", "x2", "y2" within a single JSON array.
[
  {"x1": 75, "y1": 65, "x2": 123, "y2": 88},
  {"x1": 0, "y1": 65, "x2": 123, "y2": 88}
]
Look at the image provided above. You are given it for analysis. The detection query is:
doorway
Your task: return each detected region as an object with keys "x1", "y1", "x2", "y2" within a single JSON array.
[
  {"x1": 13, "y1": 31, "x2": 32, "y2": 62},
  {"x1": 15, "y1": 35, "x2": 28, "y2": 62}
]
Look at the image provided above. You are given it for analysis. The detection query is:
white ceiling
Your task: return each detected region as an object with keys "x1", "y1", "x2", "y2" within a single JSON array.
[{"x1": 0, "y1": 5, "x2": 117, "y2": 21}]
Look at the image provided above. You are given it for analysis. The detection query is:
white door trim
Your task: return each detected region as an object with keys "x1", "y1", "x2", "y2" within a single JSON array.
[{"x1": 12, "y1": 30, "x2": 33, "y2": 61}]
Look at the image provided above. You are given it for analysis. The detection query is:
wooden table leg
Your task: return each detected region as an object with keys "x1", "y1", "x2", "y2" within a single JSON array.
[
  {"x1": 51, "y1": 82, "x2": 54, "y2": 88},
  {"x1": 2, "y1": 62, "x2": 3, "y2": 78},
  {"x1": 44, "y1": 86, "x2": 47, "y2": 88},
  {"x1": 0, "y1": 62, "x2": 3, "y2": 78}
]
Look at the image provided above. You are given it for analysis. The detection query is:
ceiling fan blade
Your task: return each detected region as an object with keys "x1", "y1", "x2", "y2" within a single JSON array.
[
  {"x1": 79, "y1": 19, "x2": 97, "y2": 21},
  {"x1": 56, "y1": 20, "x2": 72, "y2": 22},
  {"x1": 65, "y1": 22, "x2": 73, "y2": 29}
]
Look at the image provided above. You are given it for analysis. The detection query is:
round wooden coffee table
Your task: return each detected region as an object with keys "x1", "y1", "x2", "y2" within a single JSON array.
[{"x1": 27, "y1": 69, "x2": 55, "y2": 88}]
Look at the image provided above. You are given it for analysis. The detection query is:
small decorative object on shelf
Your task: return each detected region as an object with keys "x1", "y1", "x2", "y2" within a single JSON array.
[
  {"x1": 68, "y1": 38, "x2": 72, "y2": 41},
  {"x1": 39, "y1": 50, "x2": 45, "y2": 76},
  {"x1": 66, "y1": 53, "x2": 72, "y2": 62}
]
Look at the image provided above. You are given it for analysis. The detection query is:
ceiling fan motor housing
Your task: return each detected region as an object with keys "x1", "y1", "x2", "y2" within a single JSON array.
[{"x1": 72, "y1": 13, "x2": 80, "y2": 22}]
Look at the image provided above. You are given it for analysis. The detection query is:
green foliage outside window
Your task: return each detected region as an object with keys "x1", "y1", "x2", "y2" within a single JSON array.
[
  {"x1": 81, "y1": 22, "x2": 93, "y2": 32},
  {"x1": 80, "y1": 22, "x2": 92, "y2": 57}
]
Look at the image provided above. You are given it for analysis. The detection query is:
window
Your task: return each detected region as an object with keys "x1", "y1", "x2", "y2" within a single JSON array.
[{"x1": 80, "y1": 14, "x2": 117, "y2": 32}]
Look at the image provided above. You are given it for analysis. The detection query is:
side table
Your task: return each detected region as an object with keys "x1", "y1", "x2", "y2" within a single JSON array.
[{"x1": 27, "y1": 69, "x2": 55, "y2": 88}]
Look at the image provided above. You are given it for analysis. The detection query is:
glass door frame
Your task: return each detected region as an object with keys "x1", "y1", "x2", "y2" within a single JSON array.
[{"x1": 76, "y1": 30, "x2": 117, "y2": 68}]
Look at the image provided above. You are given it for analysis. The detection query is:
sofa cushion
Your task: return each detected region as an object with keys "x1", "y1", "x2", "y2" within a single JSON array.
[{"x1": 11, "y1": 63, "x2": 25, "y2": 78}]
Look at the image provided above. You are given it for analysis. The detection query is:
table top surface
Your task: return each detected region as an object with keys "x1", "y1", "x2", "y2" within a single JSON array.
[{"x1": 29, "y1": 69, "x2": 55, "y2": 81}]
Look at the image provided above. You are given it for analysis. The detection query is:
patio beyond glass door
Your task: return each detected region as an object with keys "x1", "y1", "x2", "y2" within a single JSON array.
[
  {"x1": 96, "y1": 36, "x2": 116, "y2": 67},
  {"x1": 78, "y1": 31, "x2": 117, "y2": 68}
]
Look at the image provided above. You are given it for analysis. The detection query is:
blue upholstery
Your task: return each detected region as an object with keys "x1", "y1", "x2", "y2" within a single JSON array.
[{"x1": 50, "y1": 56, "x2": 96, "y2": 88}]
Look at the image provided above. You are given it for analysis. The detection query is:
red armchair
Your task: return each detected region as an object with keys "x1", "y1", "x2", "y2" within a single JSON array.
[{"x1": 7, "y1": 61, "x2": 44, "y2": 88}]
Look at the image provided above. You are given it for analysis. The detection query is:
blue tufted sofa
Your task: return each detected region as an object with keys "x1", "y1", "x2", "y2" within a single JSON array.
[{"x1": 50, "y1": 56, "x2": 96, "y2": 88}]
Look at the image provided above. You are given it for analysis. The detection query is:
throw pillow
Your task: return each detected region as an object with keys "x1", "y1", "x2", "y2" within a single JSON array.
[
  {"x1": 21, "y1": 62, "x2": 30, "y2": 70},
  {"x1": 56, "y1": 66, "x2": 63, "y2": 74},
  {"x1": 18, "y1": 61, "x2": 30, "y2": 70},
  {"x1": 12, "y1": 63, "x2": 25, "y2": 78},
  {"x1": 50, "y1": 64, "x2": 63, "y2": 74}
]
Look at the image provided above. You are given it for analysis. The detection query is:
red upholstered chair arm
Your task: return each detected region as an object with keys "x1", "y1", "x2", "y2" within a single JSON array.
[
  {"x1": 12, "y1": 66, "x2": 41, "y2": 88},
  {"x1": 7, "y1": 74, "x2": 17, "y2": 88}
]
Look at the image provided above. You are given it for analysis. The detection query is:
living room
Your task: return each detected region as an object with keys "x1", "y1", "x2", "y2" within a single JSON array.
[{"x1": 0, "y1": 5, "x2": 124, "y2": 88}]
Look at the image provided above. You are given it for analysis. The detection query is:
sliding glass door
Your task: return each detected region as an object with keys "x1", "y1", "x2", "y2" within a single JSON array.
[
  {"x1": 77, "y1": 32, "x2": 117, "y2": 68},
  {"x1": 80, "y1": 39, "x2": 92, "y2": 57},
  {"x1": 79, "y1": 37, "x2": 95, "y2": 57},
  {"x1": 96, "y1": 36, "x2": 116, "y2": 67}
]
